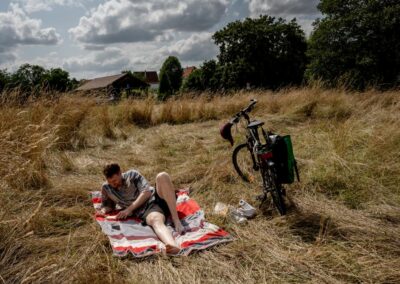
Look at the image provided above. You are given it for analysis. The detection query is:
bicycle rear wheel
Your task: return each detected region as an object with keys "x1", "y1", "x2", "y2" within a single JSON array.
[
  {"x1": 264, "y1": 167, "x2": 286, "y2": 215},
  {"x1": 232, "y1": 143, "x2": 262, "y2": 185}
]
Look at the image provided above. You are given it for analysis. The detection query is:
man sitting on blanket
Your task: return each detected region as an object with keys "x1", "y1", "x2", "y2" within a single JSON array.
[{"x1": 100, "y1": 163, "x2": 184, "y2": 254}]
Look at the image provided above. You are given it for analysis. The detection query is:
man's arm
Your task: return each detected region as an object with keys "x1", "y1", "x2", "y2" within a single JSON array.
[
  {"x1": 126, "y1": 190, "x2": 152, "y2": 213},
  {"x1": 116, "y1": 191, "x2": 152, "y2": 219},
  {"x1": 131, "y1": 170, "x2": 153, "y2": 194},
  {"x1": 101, "y1": 186, "x2": 116, "y2": 214},
  {"x1": 116, "y1": 170, "x2": 153, "y2": 219}
]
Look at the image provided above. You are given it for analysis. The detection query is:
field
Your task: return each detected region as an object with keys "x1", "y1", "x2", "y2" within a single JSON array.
[{"x1": 0, "y1": 88, "x2": 399, "y2": 283}]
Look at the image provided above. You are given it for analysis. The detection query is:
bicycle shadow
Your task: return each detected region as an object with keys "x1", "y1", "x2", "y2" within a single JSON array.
[{"x1": 258, "y1": 195, "x2": 346, "y2": 243}]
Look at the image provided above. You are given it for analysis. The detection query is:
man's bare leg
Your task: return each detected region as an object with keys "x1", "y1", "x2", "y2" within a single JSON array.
[
  {"x1": 145, "y1": 212, "x2": 180, "y2": 254},
  {"x1": 155, "y1": 172, "x2": 185, "y2": 234}
]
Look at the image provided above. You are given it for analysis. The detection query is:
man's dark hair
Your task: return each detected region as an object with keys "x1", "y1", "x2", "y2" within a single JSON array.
[{"x1": 103, "y1": 163, "x2": 121, "y2": 178}]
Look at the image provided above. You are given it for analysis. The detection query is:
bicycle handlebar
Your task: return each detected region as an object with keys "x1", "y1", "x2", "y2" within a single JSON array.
[
  {"x1": 243, "y1": 99, "x2": 257, "y2": 113},
  {"x1": 230, "y1": 99, "x2": 257, "y2": 123}
]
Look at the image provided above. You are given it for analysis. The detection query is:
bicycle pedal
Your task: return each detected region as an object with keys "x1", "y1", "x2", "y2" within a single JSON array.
[
  {"x1": 257, "y1": 195, "x2": 270, "y2": 210},
  {"x1": 255, "y1": 193, "x2": 266, "y2": 202}
]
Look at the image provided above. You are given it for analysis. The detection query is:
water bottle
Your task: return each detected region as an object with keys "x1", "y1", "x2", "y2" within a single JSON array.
[{"x1": 238, "y1": 199, "x2": 257, "y2": 218}]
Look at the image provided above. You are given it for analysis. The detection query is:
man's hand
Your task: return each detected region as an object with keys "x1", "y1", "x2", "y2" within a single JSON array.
[
  {"x1": 116, "y1": 208, "x2": 132, "y2": 220},
  {"x1": 173, "y1": 220, "x2": 185, "y2": 234},
  {"x1": 115, "y1": 191, "x2": 151, "y2": 220}
]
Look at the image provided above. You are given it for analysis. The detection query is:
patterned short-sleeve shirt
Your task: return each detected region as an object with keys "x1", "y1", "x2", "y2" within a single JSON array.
[{"x1": 101, "y1": 170, "x2": 155, "y2": 215}]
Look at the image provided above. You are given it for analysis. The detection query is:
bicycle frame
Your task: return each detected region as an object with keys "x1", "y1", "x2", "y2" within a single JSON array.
[
  {"x1": 243, "y1": 118, "x2": 273, "y2": 174},
  {"x1": 236, "y1": 109, "x2": 279, "y2": 197}
]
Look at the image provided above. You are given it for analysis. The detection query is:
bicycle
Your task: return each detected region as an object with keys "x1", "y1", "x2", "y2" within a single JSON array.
[{"x1": 220, "y1": 99, "x2": 296, "y2": 215}]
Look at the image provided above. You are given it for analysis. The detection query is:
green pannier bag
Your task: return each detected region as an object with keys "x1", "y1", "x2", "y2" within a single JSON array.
[{"x1": 271, "y1": 135, "x2": 300, "y2": 184}]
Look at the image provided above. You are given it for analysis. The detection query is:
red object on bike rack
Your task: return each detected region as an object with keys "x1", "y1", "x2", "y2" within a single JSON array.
[
  {"x1": 220, "y1": 122, "x2": 234, "y2": 146},
  {"x1": 259, "y1": 151, "x2": 273, "y2": 161}
]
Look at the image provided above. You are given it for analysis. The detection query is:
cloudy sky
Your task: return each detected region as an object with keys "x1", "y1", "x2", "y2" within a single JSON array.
[{"x1": 0, "y1": 0, "x2": 320, "y2": 79}]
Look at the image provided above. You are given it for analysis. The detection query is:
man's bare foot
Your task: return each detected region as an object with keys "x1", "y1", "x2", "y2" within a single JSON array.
[{"x1": 166, "y1": 244, "x2": 181, "y2": 255}]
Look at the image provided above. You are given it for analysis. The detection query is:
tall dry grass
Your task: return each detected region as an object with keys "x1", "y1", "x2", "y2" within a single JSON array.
[{"x1": 0, "y1": 88, "x2": 399, "y2": 283}]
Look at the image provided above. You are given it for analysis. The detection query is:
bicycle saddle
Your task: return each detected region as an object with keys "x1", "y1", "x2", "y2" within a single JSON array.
[{"x1": 247, "y1": 120, "x2": 264, "y2": 129}]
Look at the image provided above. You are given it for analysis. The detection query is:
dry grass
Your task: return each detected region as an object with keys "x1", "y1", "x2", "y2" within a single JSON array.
[{"x1": 0, "y1": 88, "x2": 399, "y2": 283}]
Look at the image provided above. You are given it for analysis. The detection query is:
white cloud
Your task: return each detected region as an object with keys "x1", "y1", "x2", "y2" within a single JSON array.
[
  {"x1": 13, "y1": 0, "x2": 91, "y2": 13},
  {"x1": 69, "y1": 0, "x2": 230, "y2": 44},
  {"x1": 0, "y1": 50, "x2": 17, "y2": 64},
  {"x1": 162, "y1": 33, "x2": 218, "y2": 61},
  {"x1": 248, "y1": 0, "x2": 318, "y2": 16},
  {"x1": 246, "y1": 0, "x2": 320, "y2": 35},
  {"x1": 0, "y1": 4, "x2": 61, "y2": 64},
  {"x1": 83, "y1": 44, "x2": 106, "y2": 51},
  {"x1": 62, "y1": 47, "x2": 130, "y2": 77}
]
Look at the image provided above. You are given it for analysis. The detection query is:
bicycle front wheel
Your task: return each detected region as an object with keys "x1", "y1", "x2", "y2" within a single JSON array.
[{"x1": 232, "y1": 143, "x2": 262, "y2": 185}]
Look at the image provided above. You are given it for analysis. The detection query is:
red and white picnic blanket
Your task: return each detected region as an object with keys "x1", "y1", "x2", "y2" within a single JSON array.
[{"x1": 91, "y1": 189, "x2": 234, "y2": 257}]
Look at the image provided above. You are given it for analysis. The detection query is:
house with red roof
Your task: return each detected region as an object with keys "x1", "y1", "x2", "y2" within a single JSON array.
[
  {"x1": 134, "y1": 71, "x2": 159, "y2": 90},
  {"x1": 183, "y1": 66, "x2": 197, "y2": 79}
]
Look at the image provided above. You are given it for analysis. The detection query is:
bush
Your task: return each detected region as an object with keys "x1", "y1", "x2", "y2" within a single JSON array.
[{"x1": 158, "y1": 56, "x2": 183, "y2": 100}]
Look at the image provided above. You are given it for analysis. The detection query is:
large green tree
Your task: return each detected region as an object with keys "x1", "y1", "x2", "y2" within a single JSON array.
[
  {"x1": 306, "y1": 0, "x2": 400, "y2": 89},
  {"x1": 158, "y1": 56, "x2": 183, "y2": 99},
  {"x1": 213, "y1": 16, "x2": 308, "y2": 89},
  {"x1": 200, "y1": 60, "x2": 222, "y2": 91}
]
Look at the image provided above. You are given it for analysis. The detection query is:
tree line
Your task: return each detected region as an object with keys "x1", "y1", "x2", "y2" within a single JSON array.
[
  {"x1": 0, "y1": 64, "x2": 79, "y2": 99},
  {"x1": 158, "y1": 0, "x2": 399, "y2": 97}
]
